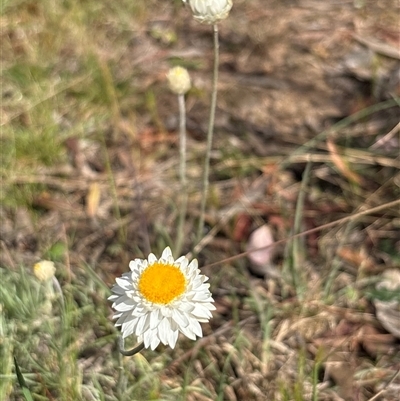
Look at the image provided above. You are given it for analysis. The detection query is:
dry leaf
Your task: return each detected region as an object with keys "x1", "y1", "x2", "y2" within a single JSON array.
[
  {"x1": 337, "y1": 246, "x2": 374, "y2": 270},
  {"x1": 327, "y1": 138, "x2": 364, "y2": 185},
  {"x1": 233, "y1": 213, "x2": 252, "y2": 242},
  {"x1": 86, "y1": 182, "x2": 101, "y2": 218},
  {"x1": 33, "y1": 192, "x2": 74, "y2": 212},
  {"x1": 325, "y1": 352, "x2": 356, "y2": 400},
  {"x1": 361, "y1": 324, "x2": 396, "y2": 358}
]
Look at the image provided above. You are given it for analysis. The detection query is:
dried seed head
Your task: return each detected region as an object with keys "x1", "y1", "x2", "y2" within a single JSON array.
[
  {"x1": 33, "y1": 260, "x2": 55, "y2": 282},
  {"x1": 184, "y1": 0, "x2": 233, "y2": 24},
  {"x1": 167, "y1": 66, "x2": 191, "y2": 95}
]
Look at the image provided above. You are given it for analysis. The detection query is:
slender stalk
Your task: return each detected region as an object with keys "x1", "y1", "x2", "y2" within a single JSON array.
[
  {"x1": 197, "y1": 23, "x2": 219, "y2": 243},
  {"x1": 118, "y1": 336, "x2": 144, "y2": 357},
  {"x1": 176, "y1": 93, "x2": 188, "y2": 255},
  {"x1": 290, "y1": 160, "x2": 312, "y2": 296}
]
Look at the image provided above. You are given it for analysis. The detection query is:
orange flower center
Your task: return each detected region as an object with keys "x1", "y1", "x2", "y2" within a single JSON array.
[{"x1": 138, "y1": 262, "x2": 186, "y2": 304}]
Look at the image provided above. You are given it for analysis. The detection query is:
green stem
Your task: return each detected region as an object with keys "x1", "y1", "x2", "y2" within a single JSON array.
[
  {"x1": 291, "y1": 160, "x2": 312, "y2": 296},
  {"x1": 176, "y1": 93, "x2": 188, "y2": 255},
  {"x1": 118, "y1": 336, "x2": 144, "y2": 357},
  {"x1": 197, "y1": 23, "x2": 219, "y2": 243}
]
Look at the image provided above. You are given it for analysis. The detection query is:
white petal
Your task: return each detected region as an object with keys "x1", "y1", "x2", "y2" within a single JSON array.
[
  {"x1": 129, "y1": 259, "x2": 141, "y2": 271},
  {"x1": 115, "y1": 277, "x2": 131, "y2": 290},
  {"x1": 109, "y1": 286, "x2": 125, "y2": 295},
  {"x1": 189, "y1": 277, "x2": 203, "y2": 288},
  {"x1": 113, "y1": 312, "x2": 123, "y2": 321},
  {"x1": 135, "y1": 314, "x2": 150, "y2": 336},
  {"x1": 177, "y1": 302, "x2": 195, "y2": 312},
  {"x1": 167, "y1": 330, "x2": 179, "y2": 349},
  {"x1": 187, "y1": 317, "x2": 203, "y2": 338},
  {"x1": 169, "y1": 318, "x2": 179, "y2": 331},
  {"x1": 191, "y1": 303, "x2": 214, "y2": 319},
  {"x1": 113, "y1": 298, "x2": 135, "y2": 312},
  {"x1": 143, "y1": 329, "x2": 152, "y2": 349},
  {"x1": 160, "y1": 306, "x2": 173, "y2": 317},
  {"x1": 121, "y1": 319, "x2": 136, "y2": 338},
  {"x1": 114, "y1": 310, "x2": 132, "y2": 324},
  {"x1": 192, "y1": 291, "x2": 212, "y2": 301},
  {"x1": 158, "y1": 317, "x2": 171, "y2": 345},
  {"x1": 132, "y1": 305, "x2": 146, "y2": 314},
  {"x1": 150, "y1": 330, "x2": 161, "y2": 350},
  {"x1": 175, "y1": 256, "x2": 188, "y2": 269},
  {"x1": 116, "y1": 313, "x2": 136, "y2": 326},
  {"x1": 131, "y1": 294, "x2": 142, "y2": 303},
  {"x1": 161, "y1": 247, "x2": 172, "y2": 260},
  {"x1": 179, "y1": 323, "x2": 197, "y2": 340},
  {"x1": 188, "y1": 259, "x2": 198, "y2": 271},
  {"x1": 171, "y1": 309, "x2": 189, "y2": 328},
  {"x1": 149, "y1": 308, "x2": 161, "y2": 329},
  {"x1": 148, "y1": 253, "x2": 157, "y2": 264},
  {"x1": 197, "y1": 282, "x2": 211, "y2": 290},
  {"x1": 195, "y1": 317, "x2": 209, "y2": 323},
  {"x1": 206, "y1": 301, "x2": 216, "y2": 310}
]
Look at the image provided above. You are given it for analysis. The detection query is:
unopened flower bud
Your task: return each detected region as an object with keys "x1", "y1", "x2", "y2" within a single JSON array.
[
  {"x1": 33, "y1": 260, "x2": 55, "y2": 282},
  {"x1": 184, "y1": 0, "x2": 232, "y2": 24},
  {"x1": 167, "y1": 66, "x2": 191, "y2": 95}
]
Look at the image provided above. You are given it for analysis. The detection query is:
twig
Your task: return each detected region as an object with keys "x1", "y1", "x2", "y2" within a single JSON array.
[
  {"x1": 353, "y1": 34, "x2": 400, "y2": 60},
  {"x1": 203, "y1": 198, "x2": 400, "y2": 269},
  {"x1": 370, "y1": 122, "x2": 400, "y2": 150},
  {"x1": 167, "y1": 316, "x2": 255, "y2": 372},
  {"x1": 367, "y1": 369, "x2": 400, "y2": 401}
]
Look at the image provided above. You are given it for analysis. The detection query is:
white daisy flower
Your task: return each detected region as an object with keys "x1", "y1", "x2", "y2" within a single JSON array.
[
  {"x1": 108, "y1": 247, "x2": 216, "y2": 350},
  {"x1": 184, "y1": 0, "x2": 233, "y2": 24}
]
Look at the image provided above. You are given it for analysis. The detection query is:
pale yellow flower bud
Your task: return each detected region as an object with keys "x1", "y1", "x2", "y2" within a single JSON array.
[
  {"x1": 167, "y1": 66, "x2": 191, "y2": 95},
  {"x1": 184, "y1": 0, "x2": 232, "y2": 24},
  {"x1": 33, "y1": 260, "x2": 55, "y2": 282}
]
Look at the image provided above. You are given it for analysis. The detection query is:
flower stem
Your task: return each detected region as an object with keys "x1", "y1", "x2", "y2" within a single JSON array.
[
  {"x1": 176, "y1": 93, "x2": 188, "y2": 255},
  {"x1": 196, "y1": 23, "x2": 219, "y2": 243},
  {"x1": 118, "y1": 336, "x2": 144, "y2": 356}
]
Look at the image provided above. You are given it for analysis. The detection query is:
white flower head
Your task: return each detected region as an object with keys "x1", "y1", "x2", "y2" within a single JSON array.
[
  {"x1": 33, "y1": 260, "x2": 55, "y2": 282},
  {"x1": 167, "y1": 66, "x2": 191, "y2": 95},
  {"x1": 184, "y1": 0, "x2": 233, "y2": 24},
  {"x1": 108, "y1": 247, "x2": 216, "y2": 350}
]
